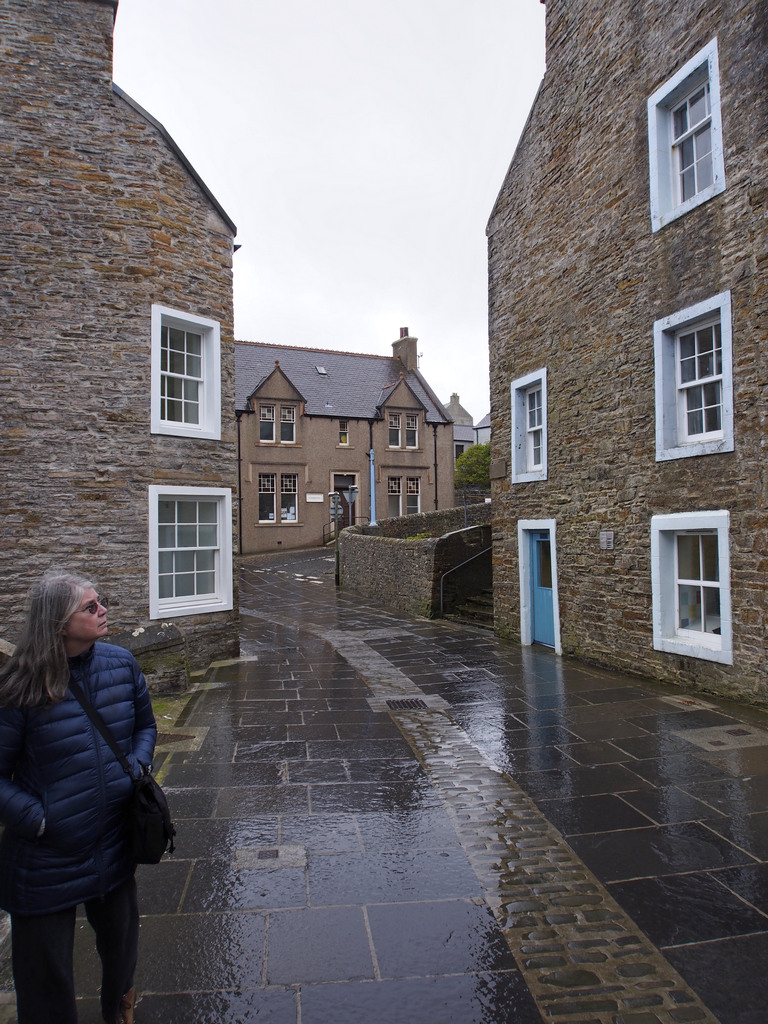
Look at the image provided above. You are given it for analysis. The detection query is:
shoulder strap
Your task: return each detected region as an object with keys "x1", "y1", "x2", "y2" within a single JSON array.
[{"x1": 69, "y1": 677, "x2": 133, "y2": 778}]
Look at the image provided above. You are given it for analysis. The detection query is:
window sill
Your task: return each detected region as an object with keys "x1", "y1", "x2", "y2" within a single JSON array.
[{"x1": 655, "y1": 634, "x2": 732, "y2": 665}]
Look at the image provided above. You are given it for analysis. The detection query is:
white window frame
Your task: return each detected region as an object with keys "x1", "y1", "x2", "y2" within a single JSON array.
[
  {"x1": 654, "y1": 291, "x2": 733, "y2": 461},
  {"x1": 651, "y1": 511, "x2": 732, "y2": 664},
  {"x1": 405, "y1": 476, "x2": 420, "y2": 515},
  {"x1": 648, "y1": 38, "x2": 725, "y2": 233},
  {"x1": 148, "y1": 485, "x2": 233, "y2": 618},
  {"x1": 405, "y1": 413, "x2": 419, "y2": 449},
  {"x1": 258, "y1": 473, "x2": 276, "y2": 522},
  {"x1": 388, "y1": 413, "x2": 401, "y2": 448},
  {"x1": 511, "y1": 369, "x2": 547, "y2": 483},
  {"x1": 259, "y1": 405, "x2": 275, "y2": 443},
  {"x1": 280, "y1": 473, "x2": 298, "y2": 522},
  {"x1": 280, "y1": 406, "x2": 296, "y2": 444},
  {"x1": 338, "y1": 419, "x2": 349, "y2": 446},
  {"x1": 150, "y1": 305, "x2": 221, "y2": 440},
  {"x1": 387, "y1": 476, "x2": 401, "y2": 517}
]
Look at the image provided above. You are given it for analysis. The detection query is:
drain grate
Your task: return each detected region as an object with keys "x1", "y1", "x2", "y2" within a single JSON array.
[{"x1": 386, "y1": 698, "x2": 428, "y2": 711}]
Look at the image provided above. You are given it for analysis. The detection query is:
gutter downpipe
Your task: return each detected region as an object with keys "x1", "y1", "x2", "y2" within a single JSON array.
[
  {"x1": 368, "y1": 420, "x2": 377, "y2": 525},
  {"x1": 235, "y1": 410, "x2": 243, "y2": 555},
  {"x1": 432, "y1": 422, "x2": 439, "y2": 510}
]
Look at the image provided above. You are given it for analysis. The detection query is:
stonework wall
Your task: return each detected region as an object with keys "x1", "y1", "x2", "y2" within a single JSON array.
[
  {"x1": 0, "y1": 0, "x2": 239, "y2": 668},
  {"x1": 488, "y1": 0, "x2": 768, "y2": 703},
  {"x1": 340, "y1": 520, "x2": 491, "y2": 618}
]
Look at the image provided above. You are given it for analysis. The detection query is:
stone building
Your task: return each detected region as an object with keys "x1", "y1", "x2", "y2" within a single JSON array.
[
  {"x1": 0, "y1": 0, "x2": 240, "y2": 671},
  {"x1": 235, "y1": 331, "x2": 454, "y2": 554},
  {"x1": 487, "y1": 1, "x2": 767, "y2": 703}
]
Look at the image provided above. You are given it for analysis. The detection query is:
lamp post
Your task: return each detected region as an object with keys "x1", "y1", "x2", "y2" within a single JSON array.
[{"x1": 329, "y1": 491, "x2": 341, "y2": 585}]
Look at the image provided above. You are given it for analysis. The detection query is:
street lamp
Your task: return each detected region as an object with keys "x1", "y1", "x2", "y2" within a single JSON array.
[{"x1": 329, "y1": 491, "x2": 341, "y2": 585}]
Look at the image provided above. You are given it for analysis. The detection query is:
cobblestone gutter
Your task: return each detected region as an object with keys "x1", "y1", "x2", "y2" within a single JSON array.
[{"x1": 321, "y1": 628, "x2": 718, "y2": 1024}]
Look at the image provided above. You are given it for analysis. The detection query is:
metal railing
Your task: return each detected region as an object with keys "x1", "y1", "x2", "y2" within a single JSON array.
[{"x1": 438, "y1": 545, "x2": 492, "y2": 617}]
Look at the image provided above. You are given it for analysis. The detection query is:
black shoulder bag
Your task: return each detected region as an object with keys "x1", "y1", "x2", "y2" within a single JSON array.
[{"x1": 69, "y1": 678, "x2": 176, "y2": 864}]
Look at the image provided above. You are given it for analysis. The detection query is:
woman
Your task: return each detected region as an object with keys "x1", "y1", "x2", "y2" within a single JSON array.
[{"x1": 0, "y1": 571, "x2": 157, "y2": 1024}]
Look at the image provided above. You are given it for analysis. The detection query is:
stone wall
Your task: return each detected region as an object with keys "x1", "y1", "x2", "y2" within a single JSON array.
[
  {"x1": 0, "y1": 0, "x2": 240, "y2": 671},
  {"x1": 487, "y1": 0, "x2": 768, "y2": 704},
  {"x1": 340, "y1": 518, "x2": 491, "y2": 618},
  {"x1": 366, "y1": 502, "x2": 492, "y2": 539}
]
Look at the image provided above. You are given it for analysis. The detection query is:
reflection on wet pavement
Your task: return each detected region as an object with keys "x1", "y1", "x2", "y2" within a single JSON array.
[{"x1": 2, "y1": 548, "x2": 763, "y2": 1024}]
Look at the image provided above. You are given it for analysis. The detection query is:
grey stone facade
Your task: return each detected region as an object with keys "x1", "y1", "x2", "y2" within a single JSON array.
[
  {"x1": 1, "y1": 0, "x2": 239, "y2": 670},
  {"x1": 488, "y1": 1, "x2": 768, "y2": 703}
]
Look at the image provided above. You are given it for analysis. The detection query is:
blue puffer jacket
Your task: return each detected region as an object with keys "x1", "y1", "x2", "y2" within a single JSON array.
[{"x1": 0, "y1": 642, "x2": 157, "y2": 915}]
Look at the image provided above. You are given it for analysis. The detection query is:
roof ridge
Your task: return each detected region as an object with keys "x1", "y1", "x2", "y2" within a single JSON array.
[{"x1": 235, "y1": 340, "x2": 393, "y2": 361}]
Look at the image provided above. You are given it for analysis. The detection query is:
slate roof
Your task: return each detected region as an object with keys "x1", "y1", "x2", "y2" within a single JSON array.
[
  {"x1": 453, "y1": 424, "x2": 475, "y2": 443},
  {"x1": 235, "y1": 342, "x2": 451, "y2": 423}
]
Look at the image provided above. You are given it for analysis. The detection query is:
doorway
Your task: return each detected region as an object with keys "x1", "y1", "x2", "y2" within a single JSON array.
[
  {"x1": 517, "y1": 519, "x2": 561, "y2": 653},
  {"x1": 333, "y1": 474, "x2": 357, "y2": 528}
]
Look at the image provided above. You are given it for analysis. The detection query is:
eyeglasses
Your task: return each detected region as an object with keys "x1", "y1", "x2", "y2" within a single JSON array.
[{"x1": 81, "y1": 598, "x2": 108, "y2": 615}]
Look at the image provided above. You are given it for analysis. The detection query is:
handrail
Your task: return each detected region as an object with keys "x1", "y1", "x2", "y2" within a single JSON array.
[{"x1": 439, "y1": 545, "x2": 492, "y2": 617}]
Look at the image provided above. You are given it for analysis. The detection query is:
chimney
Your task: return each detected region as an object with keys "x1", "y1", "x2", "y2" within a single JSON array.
[{"x1": 392, "y1": 327, "x2": 418, "y2": 372}]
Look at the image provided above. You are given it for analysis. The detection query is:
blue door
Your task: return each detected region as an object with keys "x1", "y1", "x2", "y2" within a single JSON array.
[{"x1": 531, "y1": 531, "x2": 555, "y2": 647}]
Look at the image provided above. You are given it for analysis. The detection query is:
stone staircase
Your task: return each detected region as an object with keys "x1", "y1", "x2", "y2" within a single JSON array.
[{"x1": 443, "y1": 589, "x2": 494, "y2": 630}]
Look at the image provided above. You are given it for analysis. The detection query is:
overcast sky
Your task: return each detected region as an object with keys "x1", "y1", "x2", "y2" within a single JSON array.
[{"x1": 112, "y1": 1, "x2": 546, "y2": 424}]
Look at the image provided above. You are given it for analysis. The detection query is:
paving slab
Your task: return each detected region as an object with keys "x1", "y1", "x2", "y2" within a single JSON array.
[{"x1": 0, "y1": 547, "x2": 766, "y2": 1023}]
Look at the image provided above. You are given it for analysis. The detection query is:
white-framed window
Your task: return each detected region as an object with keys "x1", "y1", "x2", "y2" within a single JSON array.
[
  {"x1": 148, "y1": 486, "x2": 233, "y2": 618},
  {"x1": 259, "y1": 405, "x2": 275, "y2": 442},
  {"x1": 150, "y1": 306, "x2": 221, "y2": 440},
  {"x1": 511, "y1": 369, "x2": 547, "y2": 483},
  {"x1": 654, "y1": 291, "x2": 733, "y2": 461},
  {"x1": 338, "y1": 420, "x2": 349, "y2": 446},
  {"x1": 647, "y1": 38, "x2": 725, "y2": 233},
  {"x1": 405, "y1": 413, "x2": 418, "y2": 449},
  {"x1": 387, "y1": 476, "x2": 401, "y2": 517},
  {"x1": 258, "y1": 473, "x2": 276, "y2": 521},
  {"x1": 651, "y1": 511, "x2": 732, "y2": 664},
  {"x1": 280, "y1": 406, "x2": 296, "y2": 443},
  {"x1": 388, "y1": 413, "x2": 401, "y2": 447},
  {"x1": 281, "y1": 474, "x2": 298, "y2": 522},
  {"x1": 406, "y1": 477, "x2": 420, "y2": 515}
]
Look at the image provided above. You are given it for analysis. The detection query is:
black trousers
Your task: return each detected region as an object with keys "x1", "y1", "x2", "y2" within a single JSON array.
[{"x1": 10, "y1": 874, "x2": 138, "y2": 1024}]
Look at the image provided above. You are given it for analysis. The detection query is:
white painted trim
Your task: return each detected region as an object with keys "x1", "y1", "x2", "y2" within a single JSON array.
[
  {"x1": 148, "y1": 485, "x2": 233, "y2": 618},
  {"x1": 650, "y1": 510, "x2": 732, "y2": 664},
  {"x1": 150, "y1": 304, "x2": 221, "y2": 440},
  {"x1": 511, "y1": 368, "x2": 548, "y2": 483},
  {"x1": 648, "y1": 38, "x2": 726, "y2": 232},
  {"x1": 654, "y1": 291, "x2": 733, "y2": 461},
  {"x1": 517, "y1": 518, "x2": 561, "y2": 654}
]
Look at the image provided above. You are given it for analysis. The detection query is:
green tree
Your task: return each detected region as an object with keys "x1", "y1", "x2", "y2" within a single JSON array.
[{"x1": 454, "y1": 442, "x2": 490, "y2": 489}]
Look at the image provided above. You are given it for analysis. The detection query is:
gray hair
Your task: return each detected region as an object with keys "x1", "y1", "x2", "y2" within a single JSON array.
[{"x1": 0, "y1": 570, "x2": 96, "y2": 707}]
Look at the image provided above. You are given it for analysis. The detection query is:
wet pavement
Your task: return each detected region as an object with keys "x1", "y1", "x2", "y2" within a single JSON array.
[{"x1": 1, "y1": 547, "x2": 768, "y2": 1023}]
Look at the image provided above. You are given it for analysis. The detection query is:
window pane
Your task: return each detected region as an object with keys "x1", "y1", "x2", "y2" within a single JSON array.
[
  {"x1": 174, "y1": 572, "x2": 195, "y2": 597},
  {"x1": 198, "y1": 502, "x2": 217, "y2": 523},
  {"x1": 158, "y1": 574, "x2": 173, "y2": 599},
  {"x1": 174, "y1": 551, "x2": 195, "y2": 574},
  {"x1": 679, "y1": 334, "x2": 696, "y2": 382},
  {"x1": 689, "y1": 87, "x2": 707, "y2": 126},
  {"x1": 158, "y1": 501, "x2": 175, "y2": 523},
  {"x1": 197, "y1": 549, "x2": 215, "y2": 572},
  {"x1": 678, "y1": 584, "x2": 701, "y2": 629},
  {"x1": 177, "y1": 525, "x2": 197, "y2": 547},
  {"x1": 701, "y1": 534, "x2": 719, "y2": 582},
  {"x1": 677, "y1": 535, "x2": 700, "y2": 580},
  {"x1": 198, "y1": 524, "x2": 218, "y2": 546},
  {"x1": 177, "y1": 502, "x2": 197, "y2": 522},
  {"x1": 703, "y1": 586, "x2": 721, "y2": 633},
  {"x1": 158, "y1": 551, "x2": 174, "y2": 574},
  {"x1": 158, "y1": 524, "x2": 176, "y2": 549},
  {"x1": 196, "y1": 571, "x2": 215, "y2": 595},
  {"x1": 673, "y1": 104, "x2": 688, "y2": 139}
]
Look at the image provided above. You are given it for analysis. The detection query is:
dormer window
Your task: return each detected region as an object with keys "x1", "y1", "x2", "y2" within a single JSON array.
[
  {"x1": 280, "y1": 405, "x2": 296, "y2": 443},
  {"x1": 388, "y1": 413, "x2": 401, "y2": 447},
  {"x1": 259, "y1": 405, "x2": 275, "y2": 442},
  {"x1": 405, "y1": 413, "x2": 418, "y2": 448}
]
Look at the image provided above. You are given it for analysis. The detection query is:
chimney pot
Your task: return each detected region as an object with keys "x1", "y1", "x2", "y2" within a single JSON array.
[{"x1": 400, "y1": 327, "x2": 409, "y2": 339}]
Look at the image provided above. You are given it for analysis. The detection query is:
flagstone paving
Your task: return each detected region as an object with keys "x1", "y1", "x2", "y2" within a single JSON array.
[{"x1": 1, "y1": 547, "x2": 767, "y2": 1023}]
